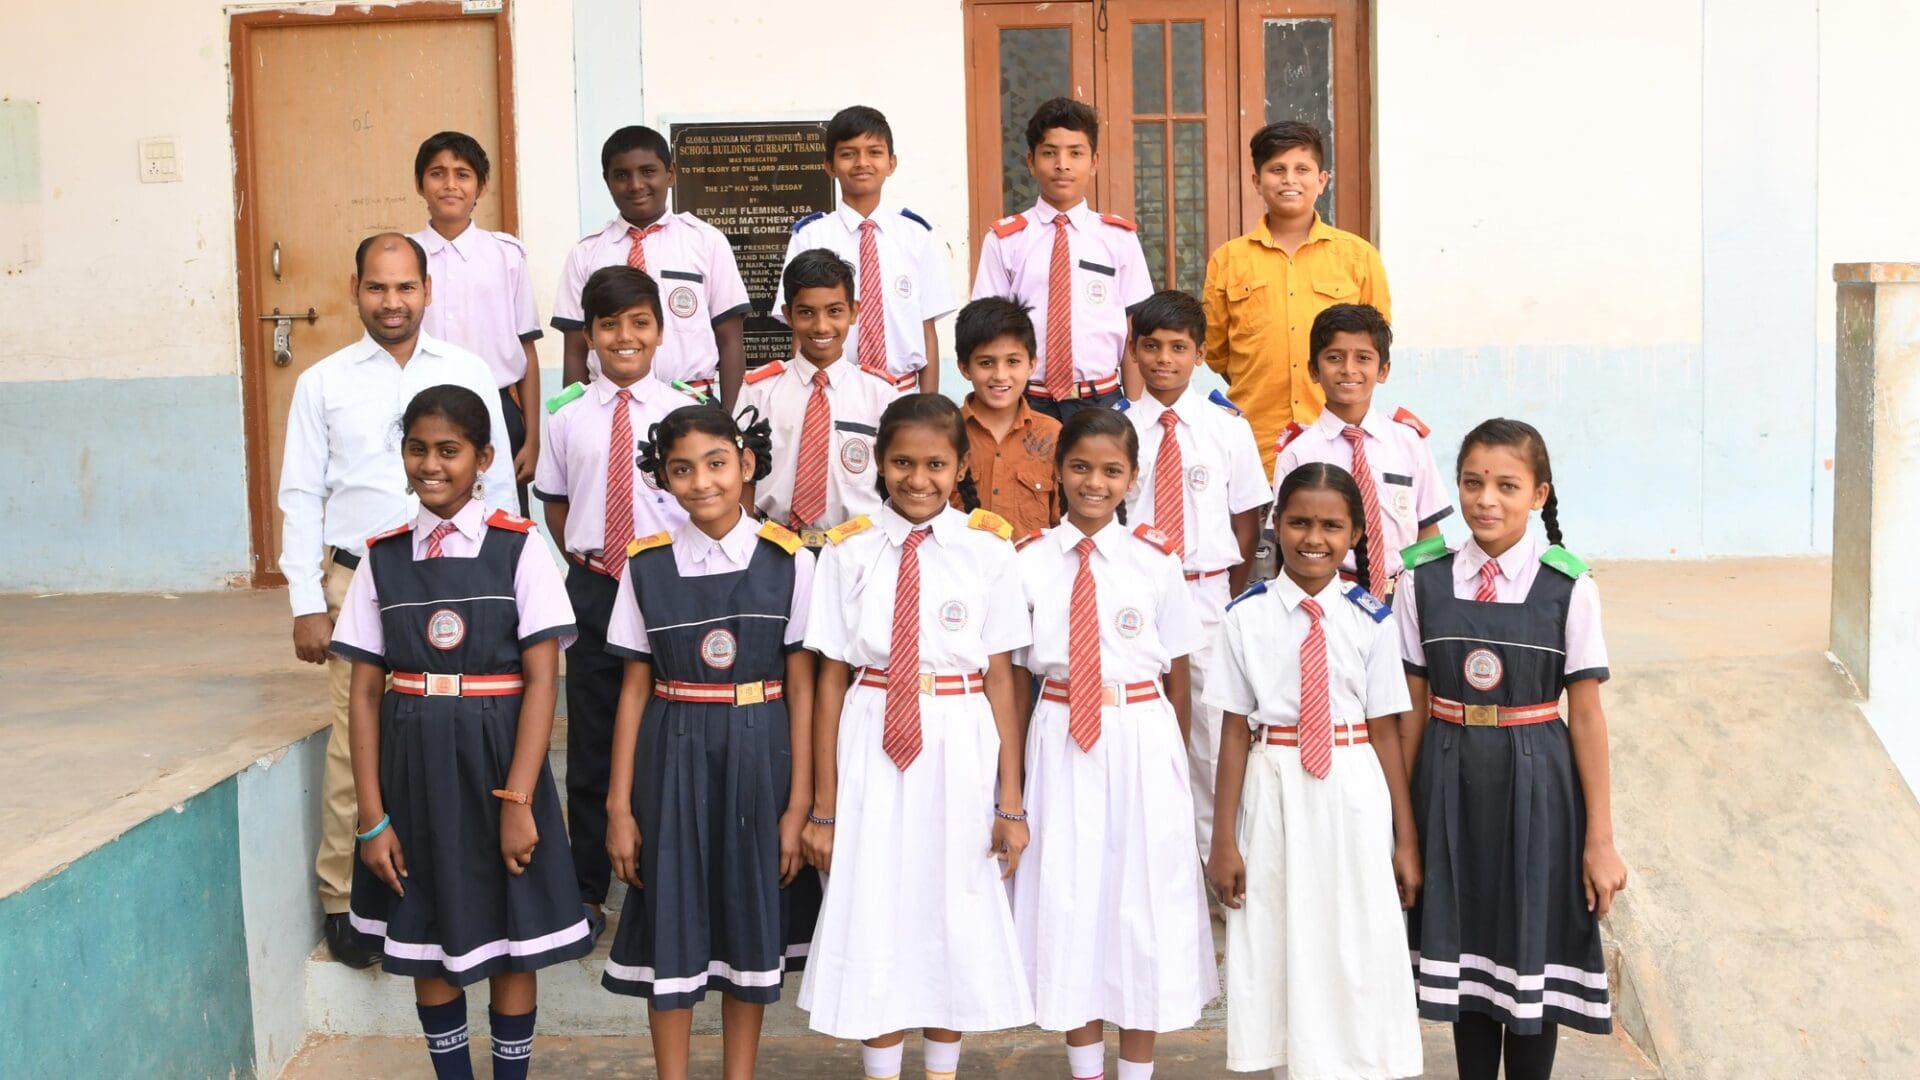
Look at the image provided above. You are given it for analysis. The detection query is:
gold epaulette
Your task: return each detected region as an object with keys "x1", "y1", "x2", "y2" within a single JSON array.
[{"x1": 625, "y1": 531, "x2": 672, "y2": 558}]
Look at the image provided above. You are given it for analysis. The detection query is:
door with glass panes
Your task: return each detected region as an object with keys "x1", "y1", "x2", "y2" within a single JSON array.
[{"x1": 964, "y1": 0, "x2": 1371, "y2": 290}]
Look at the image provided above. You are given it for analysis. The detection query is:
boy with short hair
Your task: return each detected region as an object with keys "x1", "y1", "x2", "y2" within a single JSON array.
[
  {"x1": 1272, "y1": 302, "x2": 1450, "y2": 601},
  {"x1": 1202, "y1": 120, "x2": 1390, "y2": 479},
  {"x1": 784, "y1": 105, "x2": 956, "y2": 394},
  {"x1": 551, "y1": 125, "x2": 752, "y2": 407},
  {"x1": 971, "y1": 97, "x2": 1152, "y2": 422},
  {"x1": 1121, "y1": 289, "x2": 1268, "y2": 855},
  {"x1": 951, "y1": 296, "x2": 1059, "y2": 535},
  {"x1": 739, "y1": 248, "x2": 895, "y2": 541},
  {"x1": 533, "y1": 266, "x2": 698, "y2": 925},
  {"x1": 409, "y1": 130, "x2": 543, "y2": 512}
]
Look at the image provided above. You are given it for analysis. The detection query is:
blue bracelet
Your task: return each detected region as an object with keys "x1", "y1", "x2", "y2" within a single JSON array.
[{"x1": 356, "y1": 814, "x2": 391, "y2": 842}]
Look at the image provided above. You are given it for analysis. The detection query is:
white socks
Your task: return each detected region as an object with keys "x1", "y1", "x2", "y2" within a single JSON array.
[
  {"x1": 861, "y1": 1041, "x2": 904, "y2": 1080},
  {"x1": 1115, "y1": 1060, "x2": 1154, "y2": 1080},
  {"x1": 923, "y1": 1035, "x2": 962, "y2": 1077},
  {"x1": 1067, "y1": 1041, "x2": 1105, "y2": 1079}
]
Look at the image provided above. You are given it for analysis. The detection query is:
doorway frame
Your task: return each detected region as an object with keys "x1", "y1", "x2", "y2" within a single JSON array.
[{"x1": 229, "y1": 1, "x2": 519, "y2": 586}]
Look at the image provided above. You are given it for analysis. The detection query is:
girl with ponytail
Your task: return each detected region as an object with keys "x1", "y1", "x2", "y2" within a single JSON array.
[{"x1": 1397, "y1": 419, "x2": 1626, "y2": 1080}]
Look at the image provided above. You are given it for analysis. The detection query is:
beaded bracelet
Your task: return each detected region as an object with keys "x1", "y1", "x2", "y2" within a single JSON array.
[
  {"x1": 806, "y1": 813, "x2": 836, "y2": 826},
  {"x1": 993, "y1": 806, "x2": 1028, "y2": 823},
  {"x1": 355, "y1": 814, "x2": 391, "y2": 842}
]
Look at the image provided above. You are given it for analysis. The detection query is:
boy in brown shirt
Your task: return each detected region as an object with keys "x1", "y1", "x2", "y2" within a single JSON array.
[{"x1": 952, "y1": 297, "x2": 1060, "y2": 535}]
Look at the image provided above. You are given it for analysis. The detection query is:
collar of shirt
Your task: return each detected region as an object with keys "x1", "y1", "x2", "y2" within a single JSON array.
[
  {"x1": 410, "y1": 498, "x2": 486, "y2": 556},
  {"x1": 599, "y1": 212, "x2": 678, "y2": 243},
  {"x1": 1027, "y1": 199, "x2": 1093, "y2": 230},
  {"x1": 833, "y1": 197, "x2": 894, "y2": 235},
  {"x1": 1456, "y1": 532, "x2": 1541, "y2": 588},
  {"x1": 416, "y1": 221, "x2": 478, "y2": 261},
  {"x1": 1309, "y1": 403, "x2": 1390, "y2": 444},
  {"x1": 1250, "y1": 212, "x2": 1337, "y2": 251},
  {"x1": 674, "y1": 511, "x2": 758, "y2": 572},
  {"x1": 1052, "y1": 518, "x2": 1126, "y2": 562},
  {"x1": 1130, "y1": 383, "x2": 1206, "y2": 428},
  {"x1": 590, "y1": 374, "x2": 669, "y2": 408},
  {"x1": 1269, "y1": 568, "x2": 1347, "y2": 614},
  {"x1": 878, "y1": 502, "x2": 964, "y2": 548},
  {"x1": 348, "y1": 330, "x2": 454, "y2": 367},
  {"x1": 787, "y1": 355, "x2": 854, "y2": 388},
  {"x1": 961, "y1": 393, "x2": 1038, "y2": 433}
]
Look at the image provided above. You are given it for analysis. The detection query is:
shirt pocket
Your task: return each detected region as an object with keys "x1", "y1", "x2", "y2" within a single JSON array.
[
  {"x1": 1311, "y1": 277, "x2": 1358, "y2": 304},
  {"x1": 657, "y1": 269, "x2": 707, "y2": 323},
  {"x1": 1010, "y1": 457, "x2": 1057, "y2": 509},
  {"x1": 1224, "y1": 277, "x2": 1273, "y2": 347}
]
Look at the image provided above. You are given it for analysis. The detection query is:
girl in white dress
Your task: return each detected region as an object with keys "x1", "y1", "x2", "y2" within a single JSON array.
[
  {"x1": 1013, "y1": 407, "x2": 1219, "y2": 1080},
  {"x1": 797, "y1": 393, "x2": 1036, "y2": 1080},
  {"x1": 1205, "y1": 462, "x2": 1423, "y2": 1078}
]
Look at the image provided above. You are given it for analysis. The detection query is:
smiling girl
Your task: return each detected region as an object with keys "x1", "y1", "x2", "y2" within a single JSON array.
[
  {"x1": 331, "y1": 385, "x2": 589, "y2": 1080},
  {"x1": 797, "y1": 393, "x2": 1035, "y2": 1080}
]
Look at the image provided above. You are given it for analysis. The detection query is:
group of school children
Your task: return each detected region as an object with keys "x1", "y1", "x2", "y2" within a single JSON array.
[{"x1": 317, "y1": 97, "x2": 1627, "y2": 1080}]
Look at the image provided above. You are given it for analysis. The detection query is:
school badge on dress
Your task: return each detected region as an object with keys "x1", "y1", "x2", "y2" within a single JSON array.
[
  {"x1": 700, "y1": 628, "x2": 738, "y2": 670},
  {"x1": 426, "y1": 608, "x2": 465, "y2": 650},
  {"x1": 1463, "y1": 647, "x2": 1504, "y2": 690},
  {"x1": 1186, "y1": 464, "x2": 1211, "y2": 492},
  {"x1": 839, "y1": 437, "x2": 871, "y2": 474},
  {"x1": 894, "y1": 274, "x2": 914, "y2": 299},
  {"x1": 1114, "y1": 606, "x2": 1145, "y2": 638},
  {"x1": 939, "y1": 600, "x2": 969, "y2": 631},
  {"x1": 668, "y1": 286, "x2": 698, "y2": 319},
  {"x1": 1085, "y1": 277, "x2": 1110, "y2": 306}
]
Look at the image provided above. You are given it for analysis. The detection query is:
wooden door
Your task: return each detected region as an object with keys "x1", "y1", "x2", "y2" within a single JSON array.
[
  {"x1": 232, "y1": 4, "x2": 516, "y2": 585},
  {"x1": 1233, "y1": 0, "x2": 1371, "y2": 236}
]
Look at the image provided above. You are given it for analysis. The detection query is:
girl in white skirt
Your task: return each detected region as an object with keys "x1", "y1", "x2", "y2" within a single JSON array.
[
  {"x1": 1205, "y1": 462, "x2": 1423, "y2": 1079},
  {"x1": 1012, "y1": 407, "x2": 1219, "y2": 1080},
  {"x1": 798, "y1": 393, "x2": 1036, "y2": 1080}
]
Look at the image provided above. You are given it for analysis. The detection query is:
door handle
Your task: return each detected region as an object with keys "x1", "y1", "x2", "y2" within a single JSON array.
[
  {"x1": 257, "y1": 307, "x2": 318, "y2": 367},
  {"x1": 271, "y1": 241, "x2": 282, "y2": 281}
]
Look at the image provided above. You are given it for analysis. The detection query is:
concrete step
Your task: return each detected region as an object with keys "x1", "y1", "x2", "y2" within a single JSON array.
[{"x1": 284, "y1": 1024, "x2": 1660, "y2": 1078}]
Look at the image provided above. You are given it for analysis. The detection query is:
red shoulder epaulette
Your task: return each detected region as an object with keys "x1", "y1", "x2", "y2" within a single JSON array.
[
  {"x1": 1274, "y1": 421, "x2": 1306, "y2": 455},
  {"x1": 1014, "y1": 529, "x2": 1047, "y2": 552},
  {"x1": 1099, "y1": 213, "x2": 1138, "y2": 232},
  {"x1": 1132, "y1": 523, "x2": 1174, "y2": 555},
  {"x1": 486, "y1": 508, "x2": 536, "y2": 533},
  {"x1": 743, "y1": 359, "x2": 786, "y2": 386},
  {"x1": 365, "y1": 523, "x2": 411, "y2": 547},
  {"x1": 989, "y1": 214, "x2": 1029, "y2": 239},
  {"x1": 1392, "y1": 407, "x2": 1431, "y2": 439}
]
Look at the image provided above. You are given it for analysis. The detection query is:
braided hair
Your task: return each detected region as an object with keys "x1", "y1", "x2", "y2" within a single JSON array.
[
  {"x1": 1273, "y1": 462, "x2": 1373, "y2": 592},
  {"x1": 1055, "y1": 407, "x2": 1140, "y2": 525},
  {"x1": 1456, "y1": 418, "x2": 1562, "y2": 546},
  {"x1": 635, "y1": 403, "x2": 775, "y2": 491},
  {"x1": 872, "y1": 393, "x2": 981, "y2": 511}
]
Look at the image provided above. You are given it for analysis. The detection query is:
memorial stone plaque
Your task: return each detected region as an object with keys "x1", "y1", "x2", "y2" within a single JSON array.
[{"x1": 671, "y1": 120, "x2": 835, "y2": 368}]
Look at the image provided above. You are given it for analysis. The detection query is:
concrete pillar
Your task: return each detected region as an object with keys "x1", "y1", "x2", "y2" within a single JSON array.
[{"x1": 1832, "y1": 262, "x2": 1920, "y2": 786}]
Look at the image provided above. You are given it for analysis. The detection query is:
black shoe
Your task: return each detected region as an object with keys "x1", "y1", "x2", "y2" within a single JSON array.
[
  {"x1": 326, "y1": 912, "x2": 381, "y2": 969},
  {"x1": 585, "y1": 906, "x2": 607, "y2": 947}
]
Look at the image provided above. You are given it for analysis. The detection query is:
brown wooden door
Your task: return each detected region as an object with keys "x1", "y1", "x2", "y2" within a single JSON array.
[
  {"x1": 1233, "y1": 0, "x2": 1371, "y2": 236},
  {"x1": 231, "y1": 5, "x2": 516, "y2": 584}
]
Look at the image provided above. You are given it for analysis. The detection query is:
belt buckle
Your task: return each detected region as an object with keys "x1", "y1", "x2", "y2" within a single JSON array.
[
  {"x1": 1464, "y1": 704, "x2": 1499, "y2": 727},
  {"x1": 1100, "y1": 683, "x2": 1121, "y2": 707},
  {"x1": 918, "y1": 671, "x2": 935, "y2": 695},
  {"x1": 799, "y1": 529, "x2": 829, "y2": 549},
  {"x1": 733, "y1": 681, "x2": 766, "y2": 707},
  {"x1": 425, "y1": 673, "x2": 461, "y2": 697}
]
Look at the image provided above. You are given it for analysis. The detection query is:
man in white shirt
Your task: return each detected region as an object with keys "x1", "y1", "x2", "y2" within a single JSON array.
[{"x1": 277, "y1": 232, "x2": 513, "y2": 964}]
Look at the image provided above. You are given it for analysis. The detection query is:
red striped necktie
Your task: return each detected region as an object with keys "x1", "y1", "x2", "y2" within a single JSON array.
[
  {"x1": 1154, "y1": 409, "x2": 1187, "y2": 559},
  {"x1": 790, "y1": 369, "x2": 832, "y2": 529},
  {"x1": 1340, "y1": 425, "x2": 1389, "y2": 597},
  {"x1": 1297, "y1": 598, "x2": 1332, "y2": 778},
  {"x1": 856, "y1": 219, "x2": 889, "y2": 376},
  {"x1": 605, "y1": 389, "x2": 634, "y2": 578},
  {"x1": 1475, "y1": 558, "x2": 1500, "y2": 603},
  {"x1": 626, "y1": 223, "x2": 664, "y2": 272},
  {"x1": 1067, "y1": 536, "x2": 1103, "y2": 751},
  {"x1": 882, "y1": 527, "x2": 933, "y2": 770},
  {"x1": 425, "y1": 521, "x2": 456, "y2": 559},
  {"x1": 1043, "y1": 214, "x2": 1075, "y2": 401}
]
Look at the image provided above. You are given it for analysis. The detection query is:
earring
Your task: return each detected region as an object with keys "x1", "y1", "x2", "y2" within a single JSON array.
[
  {"x1": 404, "y1": 483, "x2": 414, "y2": 496},
  {"x1": 474, "y1": 479, "x2": 485, "y2": 499}
]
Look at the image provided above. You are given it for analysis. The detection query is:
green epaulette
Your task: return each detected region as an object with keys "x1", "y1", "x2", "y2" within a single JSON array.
[
  {"x1": 1540, "y1": 544, "x2": 1590, "y2": 579},
  {"x1": 545, "y1": 382, "x2": 586, "y2": 415},
  {"x1": 1400, "y1": 535, "x2": 1449, "y2": 572}
]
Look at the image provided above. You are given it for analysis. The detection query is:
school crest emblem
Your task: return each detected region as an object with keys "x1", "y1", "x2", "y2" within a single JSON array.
[
  {"x1": 1463, "y1": 648, "x2": 1504, "y2": 691},
  {"x1": 894, "y1": 274, "x2": 914, "y2": 299},
  {"x1": 426, "y1": 609, "x2": 466, "y2": 651},
  {"x1": 1115, "y1": 607, "x2": 1145, "y2": 639},
  {"x1": 1393, "y1": 487, "x2": 1413, "y2": 520},
  {"x1": 700, "y1": 628, "x2": 738, "y2": 670},
  {"x1": 1186, "y1": 464, "x2": 1210, "y2": 492},
  {"x1": 939, "y1": 600, "x2": 969, "y2": 632},
  {"x1": 668, "y1": 286, "x2": 699, "y2": 319},
  {"x1": 1085, "y1": 277, "x2": 1109, "y2": 306},
  {"x1": 839, "y1": 437, "x2": 871, "y2": 474}
]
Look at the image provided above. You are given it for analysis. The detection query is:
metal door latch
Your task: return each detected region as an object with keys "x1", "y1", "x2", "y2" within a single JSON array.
[{"x1": 257, "y1": 307, "x2": 318, "y2": 366}]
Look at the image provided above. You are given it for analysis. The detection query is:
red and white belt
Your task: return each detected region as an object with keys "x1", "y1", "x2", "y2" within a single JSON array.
[
  {"x1": 654, "y1": 679, "x2": 783, "y2": 706},
  {"x1": 1264, "y1": 720, "x2": 1370, "y2": 747},
  {"x1": 1039, "y1": 677, "x2": 1161, "y2": 706},
  {"x1": 1026, "y1": 372, "x2": 1121, "y2": 402},
  {"x1": 680, "y1": 377, "x2": 716, "y2": 398},
  {"x1": 392, "y1": 672, "x2": 525, "y2": 698},
  {"x1": 855, "y1": 668, "x2": 986, "y2": 696},
  {"x1": 1184, "y1": 567, "x2": 1228, "y2": 583},
  {"x1": 890, "y1": 369, "x2": 919, "y2": 392},
  {"x1": 1428, "y1": 697, "x2": 1560, "y2": 727},
  {"x1": 567, "y1": 551, "x2": 622, "y2": 578}
]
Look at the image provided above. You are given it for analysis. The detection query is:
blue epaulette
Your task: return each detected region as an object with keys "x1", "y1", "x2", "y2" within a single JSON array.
[
  {"x1": 1226, "y1": 580, "x2": 1268, "y2": 610},
  {"x1": 900, "y1": 208, "x2": 932, "y2": 231},
  {"x1": 791, "y1": 211, "x2": 825, "y2": 233},
  {"x1": 1113, "y1": 396, "x2": 1131, "y2": 412},
  {"x1": 1208, "y1": 388, "x2": 1243, "y2": 416},
  {"x1": 1343, "y1": 582, "x2": 1391, "y2": 623}
]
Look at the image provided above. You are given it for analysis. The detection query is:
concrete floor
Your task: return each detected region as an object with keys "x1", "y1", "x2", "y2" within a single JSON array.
[{"x1": 286, "y1": 1025, "x2": 1659, "y2": 1078}]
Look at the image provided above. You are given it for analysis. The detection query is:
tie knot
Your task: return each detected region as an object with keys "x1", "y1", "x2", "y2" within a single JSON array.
[
  {"x1": 903, "y1": 526, "x2": 931, "y2": 551},
  {"x1": 1159, "y1": 409, "x2": 1180, "y2": 430},
  {"x1": 616, "y1": 387, "x2": 632, "y2": 402},
  {"x1": 1075, "y1": 536, "x2": 1097, "y2": 558},
  {"x1": 627, "y1": 224, "x2": 660, "y2": 241},
  {"x1": 811, "y1": 368, "x2": 829, "y2": 388},
  {"x1": 1479, "y1": 559, "x2": 1499, "y2": 583},
  {"x1": 1300, "y1": 597, "x2": 1324, "y2": 621},
  {"x1": 1053, "y1": 213, "x2": 1070, "y2": 227},
  {"x1": 1342, "y1": 424, "x2": 1365, "y2": 445},
  {"x1": 859, "y1": 218, "x2": 877, "y2": 233}
]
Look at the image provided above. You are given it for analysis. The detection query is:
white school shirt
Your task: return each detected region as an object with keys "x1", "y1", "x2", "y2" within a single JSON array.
[
  {"x1": 1273, "y1": 405, "x2": 1452, "y2": 563},
  {"x1": 737, "y1": 355, "x2": 894, "y2": 530},
  {"x1": 410, "y1": 222, "x2": 542, "y2": 388},
  {"x1": 804, "y1": 504, "x2": 1031, "y2": 671},
  {"x1": 1124, "y1": 385, "x2": 1272, "y2": 574},
  {"x1": 549, "y1": 213, "x2": 753, "y2": 385},
  {"x1": 604, "y1": 512, "x2": 817, "y2": 659},
  {"x1": 1015, "y1": 520, "x2": 1202, "y2": 682},
  {"x1": 277, "y1": 331, "x2": 516, "y2": 616},
  {"x1": 328, "y1": 499, "x2": 577, "y2": 662},
  {"x1": 779, "y1": 199, "x2": 958, "y2": 378},
  {"x1": 531, "y1": 376, "x2": 694, "y2": 559},
  {"x1": 970, "y1": 199, "x2": 1153, "y2": 384},
  {"x1": 1396, "y1": 533, "x2": 1610, "y2": 683},
  {"x1": 1204, "y1": 573, "x2": 1411, "y2": 730}
]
